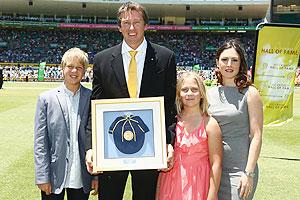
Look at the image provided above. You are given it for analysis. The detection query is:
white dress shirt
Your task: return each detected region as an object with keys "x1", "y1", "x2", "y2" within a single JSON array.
[
  {"x1": 121, "y1": 38, "x2": 147, "y2": 97},
  {"x1": 63, "y1": 84, "x2": 83, "y2": 189}
]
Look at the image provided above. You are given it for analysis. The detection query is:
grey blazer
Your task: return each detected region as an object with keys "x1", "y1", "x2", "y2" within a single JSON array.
[{"x1": 34, "y1": 85, "x2": 92, "y2": 194}]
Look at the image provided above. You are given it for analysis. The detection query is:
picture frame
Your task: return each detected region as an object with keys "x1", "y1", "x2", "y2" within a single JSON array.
[{"x1": 91, "y1": 97, "x2": 167, "y2": 172}]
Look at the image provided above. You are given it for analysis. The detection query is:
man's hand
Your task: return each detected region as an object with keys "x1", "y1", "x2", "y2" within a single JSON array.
[
  {"x1": 37, "y1": 183, "x2": 51, "y2": 195},
  {"x1": 166, "y1": 144, "x2": 174, "y2": 170},
  {"x1": 160, "y1": 144, "x2": 174, "y2": 172},
  {"x1": 86, "y1": 149, "x2": 94, "y2": 174}
]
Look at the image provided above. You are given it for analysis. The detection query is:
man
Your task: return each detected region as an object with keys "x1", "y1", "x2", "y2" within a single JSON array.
[
  {"x1": 34, "y1": 48, "x2": 97, "y2": 200},
  {"x1": 85, "y1": 1, "x2": 177, "y2": 200}
]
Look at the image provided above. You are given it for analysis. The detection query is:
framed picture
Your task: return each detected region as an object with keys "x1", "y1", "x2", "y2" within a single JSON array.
[{"x1": 91, "y1": 97, "x2": 167, "y2": 172}]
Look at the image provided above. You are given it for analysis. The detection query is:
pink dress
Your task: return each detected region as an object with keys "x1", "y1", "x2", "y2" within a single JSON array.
[{"x1": 158, "y1": 118, "x2": 211, "y2": 200}]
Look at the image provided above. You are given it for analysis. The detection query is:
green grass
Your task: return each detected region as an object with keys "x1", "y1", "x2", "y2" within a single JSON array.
[
  {"x1": 0, "y1": 82, "x2": 299, "y2": 199},
  {"x1": 255, "y1": 87, "x2": 300, "y2": 200}
]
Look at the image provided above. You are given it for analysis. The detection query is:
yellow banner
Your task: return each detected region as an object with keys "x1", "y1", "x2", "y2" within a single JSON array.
[{"x1": 254, "y1": 24, "x2": 300, "y2": 125}]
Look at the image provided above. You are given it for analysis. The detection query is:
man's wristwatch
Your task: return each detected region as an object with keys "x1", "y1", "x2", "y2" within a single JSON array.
[{"x1": 244, "y1": 170, "x2": 255, "y2": 178}]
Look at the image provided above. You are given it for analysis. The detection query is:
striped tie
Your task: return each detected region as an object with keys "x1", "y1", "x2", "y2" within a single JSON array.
[{"x1": 128, "y1": 50, "x2": 138, "y2": 98}]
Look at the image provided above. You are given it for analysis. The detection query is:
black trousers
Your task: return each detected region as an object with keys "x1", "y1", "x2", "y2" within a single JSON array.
[
  {"x1": 41, "y1": 188, "x2": 89, "y2": 200},
  {"x1": 98, "y1": 170, "x2": 159, "y2": 200}
]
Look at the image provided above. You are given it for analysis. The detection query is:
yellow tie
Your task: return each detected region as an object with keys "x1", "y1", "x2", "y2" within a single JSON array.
[{"x1": 128, "y1": 50, "x2": 138, "y2": 98}]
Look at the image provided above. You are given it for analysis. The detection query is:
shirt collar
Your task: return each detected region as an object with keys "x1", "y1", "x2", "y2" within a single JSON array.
[
  {"x1": 121, "y1": 37, "x2": 147, "y2": 54},
  {"x1": 62, "y1": 83, "x2": 81, "y2": 97}
]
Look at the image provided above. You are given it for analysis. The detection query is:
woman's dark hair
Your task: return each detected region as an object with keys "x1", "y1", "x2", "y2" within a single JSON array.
[{"x1": 215, "y1": 39, "x2": 252, "y2": 92}]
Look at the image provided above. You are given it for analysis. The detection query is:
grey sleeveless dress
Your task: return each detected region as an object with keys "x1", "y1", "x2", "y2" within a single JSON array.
[{"x1": 207, "y1": 86, "x2": 258, "y2": 200}]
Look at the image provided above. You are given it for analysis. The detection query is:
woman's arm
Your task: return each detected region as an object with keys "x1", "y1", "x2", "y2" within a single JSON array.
[
  {"x1": 206, "y1": 116, "x2": 223, "y2": 200},
  {"x1": 239, "y1": 86, "x2": 263, "y2": 199}
]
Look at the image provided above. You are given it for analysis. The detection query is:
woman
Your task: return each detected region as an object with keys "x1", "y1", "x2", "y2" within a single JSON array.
[
  {"x1": 157, "y1": 71, "x2": 222, "y2": 200},
  {"x1": 208, "y1": 39, "x2": 263, "y2": 200}
]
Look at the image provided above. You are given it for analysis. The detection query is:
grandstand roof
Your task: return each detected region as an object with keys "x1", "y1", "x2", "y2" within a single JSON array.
[{"x1": 1, "y1": 0, "x2": 269, "y2": 19}]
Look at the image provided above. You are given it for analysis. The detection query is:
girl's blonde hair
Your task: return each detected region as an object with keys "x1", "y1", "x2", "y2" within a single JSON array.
[{"x1": 175, "y1": 71, "x2": 209, "y2": 116}]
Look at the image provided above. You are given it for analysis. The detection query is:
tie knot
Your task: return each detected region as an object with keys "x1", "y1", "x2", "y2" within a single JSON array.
[{"x1": 129, "y1": 50, "x2": 137, "y2": 58}]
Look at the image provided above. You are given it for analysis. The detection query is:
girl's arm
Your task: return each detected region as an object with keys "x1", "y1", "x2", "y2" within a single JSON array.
[{"x1": 206, "y1": 116, "x2": 223, "y2": 200}]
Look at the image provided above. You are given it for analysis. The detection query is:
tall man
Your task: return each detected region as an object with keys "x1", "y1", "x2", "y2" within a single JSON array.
[
  {"x1": 34, "y1": 48, "x2": 97, "y2": 200},
  {"x1": 85, "y1": 1, "x2": 177, "y2": 199}
]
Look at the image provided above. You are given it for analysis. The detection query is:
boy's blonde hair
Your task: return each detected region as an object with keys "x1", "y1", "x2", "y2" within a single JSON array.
[{"x1": 61, "y1": 48, "x2": 89, "y2": 69}]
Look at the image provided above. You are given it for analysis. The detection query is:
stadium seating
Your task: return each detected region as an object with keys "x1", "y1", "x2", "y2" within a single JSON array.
[{"x1": 0, "y1": 28, "x2": 256, "y2": 68}]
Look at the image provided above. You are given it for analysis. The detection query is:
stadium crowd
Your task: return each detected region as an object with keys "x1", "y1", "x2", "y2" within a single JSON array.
[
  {"x1": 1, "y1": 27, "x2": 299, "y2": 83},
  {"x1": 1, "y1": 64, "x2": 93, "y2": 82},
  {"x1": 0, "y1": 28, "x2": 257, "y2": 81},
  {"x1": 0, "y1": 14, "x2": 263, "y2": 26}
]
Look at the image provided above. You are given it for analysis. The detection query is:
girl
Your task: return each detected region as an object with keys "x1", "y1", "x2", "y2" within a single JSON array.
[{"x1": 157, "y1": 71, "x2": 222, "y2": 200}]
